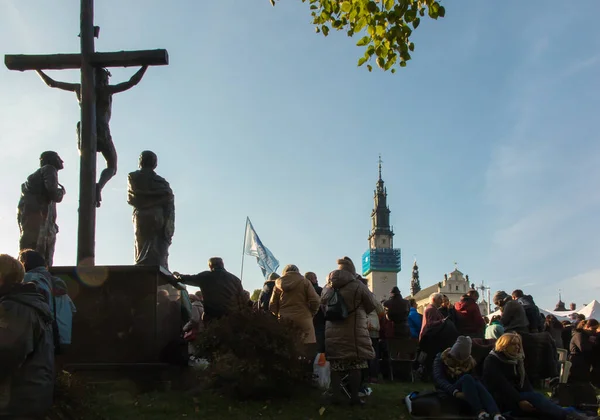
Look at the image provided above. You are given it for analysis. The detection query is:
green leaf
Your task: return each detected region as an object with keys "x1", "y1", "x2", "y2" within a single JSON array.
[
  {"x1": 341, "y1": 2, "x2": 352, "y2": 13},
  {"x1": 384, "y1": 0, "x2": 394, "y2": 11},
  {"x1": 376, "y1": 56, "x2": 385, "y2": 69},
  {"x1": 400, "y1": 60, "x2": 407, "y2": 67},
  {"x1": 375, "y1": 25, "x2": 386, "y2": 36},
  {"x1": 322, "y1": 25, "x2": 329, "y2": 36},
  {"x1": 391, "y1": 68, "x2": 396, "y2": 74},
  {"x1": 366, "y1": 1, "x2": 378, "y2": 13},
  {"x1": 419, "y1": 8, "x2": 425, "y2": 17},
  {"x1": 315, "y1": 26, "x2": 321, "y2": 33},
  {"x1": 358, "y1": 56, "x2": 368, "y2": 67},
  {"x1": 429, "y1": 2, "x2": 440, "y2": 19},
  {"x1": 355, "y1": 17, "x2": 367, "y2": 32},
  {"x1": 405, "y1": 8, "x2": 417, "y2": 22},
  {"x1": 438, "y1": 6, "x2": 446, "y2": 17},
  {"x1": 413, "y1": 17, "x2": 420, "y2": 29},
  {"x1": 366, "y1": 45, "x2": 375, "y2": 56},
  {"x1": 367, "y1": 64, "x2": 373, "y2": 72},
  {"x1": 310, "y1": 4, "x2": 318, "y2": 9},
  {"x1": 356, "y1": 36, "x2": 371, "y2": 46},
  {"x1": 408, "y1": 42, "x2": 414, "y2": 51}
]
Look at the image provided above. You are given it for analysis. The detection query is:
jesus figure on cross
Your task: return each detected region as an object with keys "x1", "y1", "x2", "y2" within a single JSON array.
[{"x1": 37, "y1": 65, "x2": 148, "y2": 207}]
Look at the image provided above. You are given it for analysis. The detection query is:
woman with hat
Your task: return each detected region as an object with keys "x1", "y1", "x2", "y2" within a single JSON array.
[{"x1": 433, "y1": 336, "x2": 505, "y2": 420}]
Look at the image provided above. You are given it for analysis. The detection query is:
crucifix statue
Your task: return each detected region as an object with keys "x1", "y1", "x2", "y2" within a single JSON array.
[{"x1": 4, "y1": 0, "x2": 168, "y2": 265}]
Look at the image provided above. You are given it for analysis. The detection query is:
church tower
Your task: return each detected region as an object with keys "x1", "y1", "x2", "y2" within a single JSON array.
[
  {"x1": 361, "y1": 156, "x2": 401, "y2": 300},
  {"x1": 410, "y1": 260, "x2": 421, "y2": 296}
]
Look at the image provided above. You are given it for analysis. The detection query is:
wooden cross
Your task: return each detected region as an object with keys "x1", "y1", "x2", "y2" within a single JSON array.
[{"x1": 4, "y1": 0, "x2": 168, "y2": 266}]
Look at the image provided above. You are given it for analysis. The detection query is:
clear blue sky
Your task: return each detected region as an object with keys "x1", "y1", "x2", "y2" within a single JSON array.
[{"x1": 1, "y1": 0, "x2": 599, "y2": 310}]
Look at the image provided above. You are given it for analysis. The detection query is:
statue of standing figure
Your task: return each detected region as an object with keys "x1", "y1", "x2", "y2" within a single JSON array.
[
  {"x1": 127, "y1": 151, "x2": 175, "y2": 269},
  {"x1": 36, "y1": 66, "x2": 148, "y2": 207},
  {"x1": 17, "y1": 151, "x2": 66, "y2": 267}
]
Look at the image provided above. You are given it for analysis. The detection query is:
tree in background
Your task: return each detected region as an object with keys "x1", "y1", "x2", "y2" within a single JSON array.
[
  {"x1": 270, "y1": 0, "x2": 445, "y2": 72},
  {"x1": 251, "y1": 289, "x2": 262, "y2": 302}
]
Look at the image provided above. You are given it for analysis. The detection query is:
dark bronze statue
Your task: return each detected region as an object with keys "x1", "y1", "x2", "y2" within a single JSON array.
[
  {"x1": 17, "y1": 151, "x2": 66, "y2": 267},
  {"x1": 36, "y1": 66, "x2": 148, "y2": 207},
  {"x1": 127, "y1": 151, "x2": 174, "y2": 269}
]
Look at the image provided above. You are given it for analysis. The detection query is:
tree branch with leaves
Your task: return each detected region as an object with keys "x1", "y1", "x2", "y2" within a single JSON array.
[{"x1": 270, "y1": 0, "x2": 445, "y2": 72}]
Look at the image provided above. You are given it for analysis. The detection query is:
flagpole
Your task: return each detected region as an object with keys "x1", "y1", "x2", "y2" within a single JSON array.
[{"x1": 240, "y1": 217, "x2": 248, "y2": 282}]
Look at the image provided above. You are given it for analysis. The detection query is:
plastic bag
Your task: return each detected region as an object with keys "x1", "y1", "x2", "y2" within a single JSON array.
[{"x1": 313, "y1": 353, "x2": 331, "y2": 389}]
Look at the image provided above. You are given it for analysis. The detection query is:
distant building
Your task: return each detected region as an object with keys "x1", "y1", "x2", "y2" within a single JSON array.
[
  {"x1": 361, "y1": 157, "x2": 401, "y2": 301},
  {"x1": 409, "y1": 267, "x2": 472, "y2": 313}
]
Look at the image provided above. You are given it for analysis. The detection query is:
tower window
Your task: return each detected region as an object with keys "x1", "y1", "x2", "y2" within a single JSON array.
[{"x1": 456, "y1": 285, "x2": 459, "y2": 291}]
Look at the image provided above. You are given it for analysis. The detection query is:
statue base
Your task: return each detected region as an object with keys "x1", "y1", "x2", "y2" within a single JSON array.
[{"x1": 50, "y1": 265, "x2": 184, "y2": 369}]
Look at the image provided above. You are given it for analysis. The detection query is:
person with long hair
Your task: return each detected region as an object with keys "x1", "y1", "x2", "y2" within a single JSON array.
[{"x1": 483, "y1": 333, "x2": 593, "y2": 420}]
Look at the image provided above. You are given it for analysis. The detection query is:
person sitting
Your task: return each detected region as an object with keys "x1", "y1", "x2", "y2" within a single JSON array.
[
  {"x1": 512, "y1": 289, "x2": 542, "y2": 333},
  {"x1": 0, "y1": 254, "x2": 54, "y2": 418},
  {"x1": 492, "y1": 291, "x2": 529, "y2": 334},
  {"x1": 408, "y1": 298, "x2": 423, "y2": 339},
  {"x1": 174, "y1": 257, "x2": 246, "y2": 325},
  {"x1": 483, "y1": 332, "x2": 594, "y2": 420},
  {"x1": 455, "y1": 289, "x2": 486, "y2": 338},
  {"x1": 433, "y1": 336, "x2": 505, "y2": 420},
  {"x1": 383, "y1": 286, "x2": 411, "y2": 338},
  {"x1": 485, "y1": 315, "x2": 505, "y2": 340}
]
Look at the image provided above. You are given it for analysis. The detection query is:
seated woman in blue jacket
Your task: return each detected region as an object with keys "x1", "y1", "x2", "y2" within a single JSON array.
[
  {"x1": 433, "y1": 335, "x2": 505, "y2": 420},
  {"x1": 483, "y1": 332, "x2": 593, "y2": 420}
]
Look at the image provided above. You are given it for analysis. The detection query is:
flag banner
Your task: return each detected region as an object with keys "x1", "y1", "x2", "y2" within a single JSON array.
[{"x1": 243, "y1": 218, "x2": 279, "y2": 278}]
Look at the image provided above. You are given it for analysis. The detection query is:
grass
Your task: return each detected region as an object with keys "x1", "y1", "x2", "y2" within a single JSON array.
[{"x1": 61, "y1": 379, "x2": 432, "y2": 420}]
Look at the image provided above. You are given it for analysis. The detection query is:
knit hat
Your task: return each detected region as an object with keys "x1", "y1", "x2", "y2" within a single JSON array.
[
  {"x1": 337, "y1": 257, "x2": 356, "y2": 275},
  {"x1": 449, "y1": 336, "x2": 472, "y2": 362},
  {"x1": 390, "y1": 286, "x2": 401, "y2": 296},
  {"x1": 493, "y1": 290, "x2": 510, "y2": 306}
]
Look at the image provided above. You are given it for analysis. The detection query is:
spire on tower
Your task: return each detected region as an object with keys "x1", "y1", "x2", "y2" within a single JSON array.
[
  {"x1": 410, "y1": 259, "x2": 421, "y2": 296},
  {"x1": 378, "y1": 154, "x2": 383, "y2": 181}
]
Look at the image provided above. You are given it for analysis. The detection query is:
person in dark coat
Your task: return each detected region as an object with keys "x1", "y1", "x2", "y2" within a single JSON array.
[
  {"x1": 568, "y1": 319, "x2": 599, "y2": 384},
  {"x1": 0, "y1": 254, "x2": 54, "y2": 418},
  {"x1": 493, "y1": 291, "x2": 529, "y2": 334},
  {"x1": 174, "y1": 257, "x2": 246, "y2": 325},
  {"x1": 483, "y1": 333, "x2": 590, "y2": 420},
  {"x1": 512, "y1": 290, "x2": 542, "y2": 333},
  {"x1": 383, "y1": 286, "x2": 410, "y2": 338},
  {"x1": 454, "y1": 290, "x2": 485, "y2": 338},
  {"x1": 258, "y1": 272, "x2": 280, "y2": 312},
  {"x1": 433, "y1": 336, "x2": 504, "y2": 420},
  {"x1": 544, "y1": 315, "x2": 565, "y2": 349},
  {"x1": 306, "y1": 272, "x2": 326, "y2": 353},
  {"x1": 439, "y1": 294, "x2": 458, "y2": 325}
]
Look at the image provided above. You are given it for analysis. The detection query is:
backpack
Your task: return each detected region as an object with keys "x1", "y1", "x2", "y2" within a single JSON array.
[
  {"x1": 49, "y1": 276, "x2": 76, "y2": 352},
  {"x1": 324, "y1": 283, "x2": 354, "y2": 321}
]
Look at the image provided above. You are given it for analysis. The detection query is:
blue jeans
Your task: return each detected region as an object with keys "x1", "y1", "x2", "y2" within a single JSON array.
[
  {"x1": 455, "y1": 374, "x2": 500, "y2": 415},
  {"x1": 517, "y1": 391, "x2": 568, "y2": 420}
]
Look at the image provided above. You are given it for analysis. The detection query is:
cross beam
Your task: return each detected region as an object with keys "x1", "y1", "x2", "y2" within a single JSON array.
[
  {"x1": 5, "y1": 49, "x2": 168, "y2": 71},
  {"x1": 4, "y1": 0, "x2": 168, "y2": 266}
]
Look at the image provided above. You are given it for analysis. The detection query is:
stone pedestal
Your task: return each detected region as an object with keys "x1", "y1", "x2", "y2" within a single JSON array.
[{"x1": 50, "y1": 265, "x2": 183, "y2": 368}]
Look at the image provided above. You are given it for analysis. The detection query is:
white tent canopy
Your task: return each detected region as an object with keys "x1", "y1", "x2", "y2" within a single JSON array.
[{"x1": 488, "y1": 299, "x2": 600, "y2": 321}]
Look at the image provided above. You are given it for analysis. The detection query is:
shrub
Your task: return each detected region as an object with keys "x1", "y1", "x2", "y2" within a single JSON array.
[{"x1": 195, "y1": 309, "x2": 312, "y2": 400}]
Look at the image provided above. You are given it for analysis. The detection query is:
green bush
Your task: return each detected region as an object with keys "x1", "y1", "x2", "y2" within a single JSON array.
[{"x1": 195, "y1": 309, "x2": 312, "y2": 400}]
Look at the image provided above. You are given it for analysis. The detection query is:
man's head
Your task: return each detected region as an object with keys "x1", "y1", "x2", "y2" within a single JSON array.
[
  {"x1": 208, "y1": 257, "x2": 224, "y2": 271},
  {"x1": 466, "y1": 289, "x2": 479, "y2": 301},
  {"x1": 493, "y1": 291, "x2": 511, "y2": 308},
  {"x1": 18, "y1": 249, "x2": 46, "y2": 273},
  {"x1": 409, "y1": 298, "x2": 417, "y2": 309},
  {"x1": 430, "y1": 292, "x2": 443, "y2": 308},
  {"x1": 40, "y1": 151, "x2": 64, "y2": 170},
  {"x1": 139, "y1": 150, "x2": 158, "y2": 170},
  {"x1": 195, "y1": 290, "x2": 203, "y2": 301},
  {"x1": 390, "y1": 286, "x2": 401, "y2": 297},
  {"x1": 512, "y1": 289, "x2": 524, "y2": 300},
  {"x1": 305, "y1": 272, "x2": 317, "y2": 284},
  {"x1": 157, "y1": 289, "x2": 170, "y2": 304},
  {"x1": 0, "y1": 254, "x2": 25, "y2": 288},
  {"x1": 95, "y1": 67, "x2": 111, "y2": 86},
  {"x1": 442, "y1": 294, "x2": 450, "y2": 307}
]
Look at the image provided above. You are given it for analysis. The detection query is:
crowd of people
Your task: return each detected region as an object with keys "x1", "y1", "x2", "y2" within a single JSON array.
[{"x1": 1, "y1": 250, "x2": 599, "y2": 419}]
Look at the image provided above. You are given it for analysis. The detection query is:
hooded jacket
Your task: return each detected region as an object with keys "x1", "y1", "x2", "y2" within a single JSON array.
[
  {"x1": 516, "y1": 295, "x2": 541, "y2": 333},
  {"x1": 269, "y1": 272, "x2": 320, "y2": 343},
  {"x1": 321, "y1": 269, "x2": 376, "y2": 361},
  {"x1": 258, "y1": 277, "x2": 277, "y2": 312},
  {"x1": 454, "y1": 296, "x2": 485, "y2": 336},
  {"x1": 0, "y1": 283, "x2": 54, "y2": 417}
]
